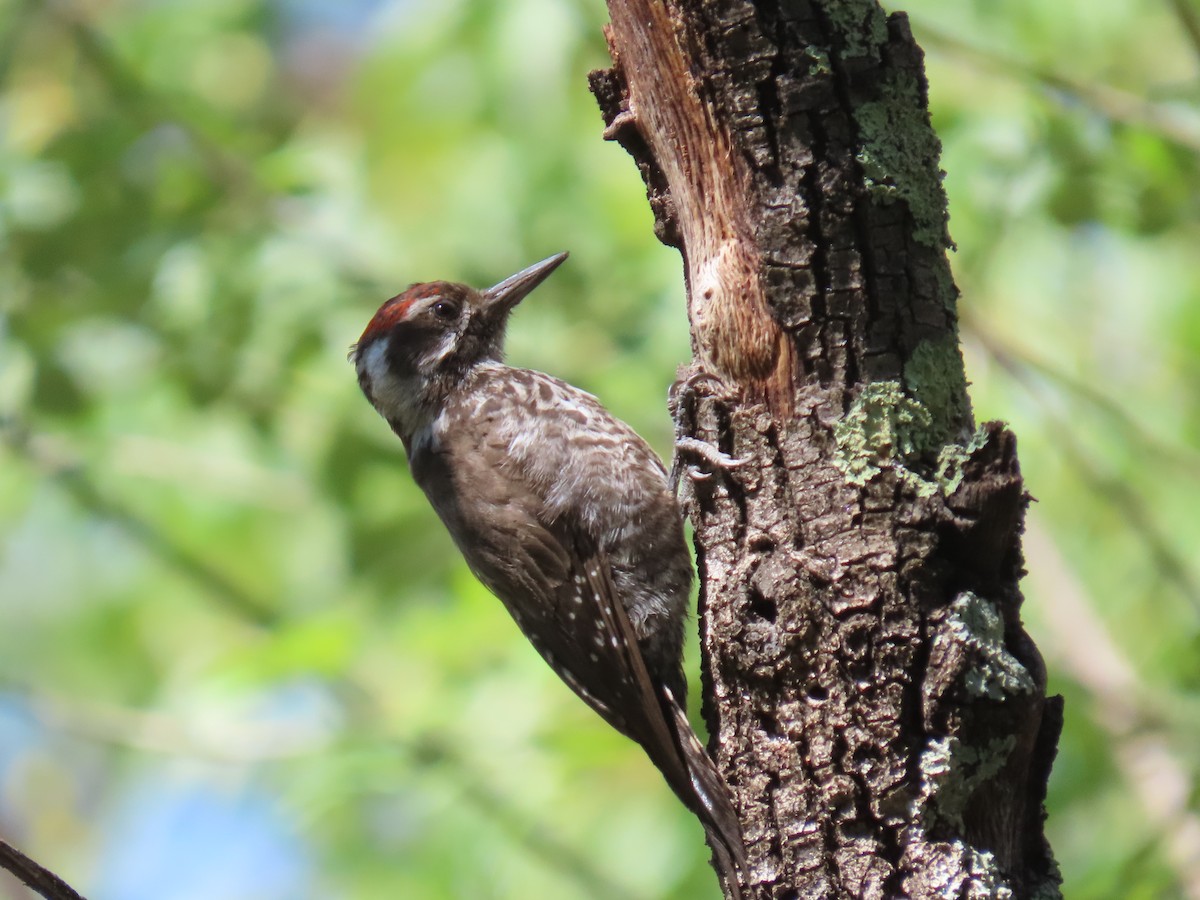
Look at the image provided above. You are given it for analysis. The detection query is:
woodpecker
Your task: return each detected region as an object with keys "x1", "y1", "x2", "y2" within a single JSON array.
[{"x1": 351, "y1": 252, "x2": 746, "y2": 895}]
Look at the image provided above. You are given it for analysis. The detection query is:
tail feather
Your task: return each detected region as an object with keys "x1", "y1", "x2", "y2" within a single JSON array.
[
  {"x1": 575, "y1": 543, "x2": 748, "y2": 898},
  {"x1": 663, "y1": 686, "x2": 748, "y2": 900}
]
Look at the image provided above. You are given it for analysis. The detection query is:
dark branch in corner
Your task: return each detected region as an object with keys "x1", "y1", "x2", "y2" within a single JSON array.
[{"x1": 0, "y1": 838, "x2": 86, "y2": 900}]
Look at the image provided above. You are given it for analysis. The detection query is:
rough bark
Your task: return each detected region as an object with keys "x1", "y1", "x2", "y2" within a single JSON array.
[{"x1": 589, "y1": 2, "x2": 1062, "y2": 898}]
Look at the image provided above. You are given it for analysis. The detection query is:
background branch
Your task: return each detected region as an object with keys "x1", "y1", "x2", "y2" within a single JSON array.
[{"x1": 0, "y1": 839, "x2": 85, "y2": 900}]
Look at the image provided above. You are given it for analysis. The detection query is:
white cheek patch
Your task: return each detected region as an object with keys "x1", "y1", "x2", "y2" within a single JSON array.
[
  {"x1": 362, "y1": 340, "x2": 388, "y2": 378},
  {"x1": 357, "y1": 338, "x2": 431, "y2": 439},
  {"x1": 359, "y1": 341, "x2": 392, "y2": 395},
  {"x1": 359, "y1": 341, "x2": 407, "y2": 411}
]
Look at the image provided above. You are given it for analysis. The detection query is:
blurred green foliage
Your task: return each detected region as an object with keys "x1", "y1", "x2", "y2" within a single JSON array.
[{"x1": 0, "y1": 0, "x2": 1198, "y2": 898}]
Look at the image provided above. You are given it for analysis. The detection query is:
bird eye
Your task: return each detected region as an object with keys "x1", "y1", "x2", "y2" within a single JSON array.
[{"x1": 432, "y1": 300, "x2": 458, "y2": 321}]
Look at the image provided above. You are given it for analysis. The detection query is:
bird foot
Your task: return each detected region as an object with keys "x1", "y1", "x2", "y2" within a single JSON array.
[
  {"x1": 673, "y1": 437, "x2": 746, "y2": 482},
  {"x1": 669, "y1": 435, "x2": 747, "y2": 496},
  {"x1": 668, "y1": 367, "x2": 743, "y2": 496}
]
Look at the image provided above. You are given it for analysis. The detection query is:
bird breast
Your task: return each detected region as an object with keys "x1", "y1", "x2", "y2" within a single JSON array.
[{"x1": 411, "y1": 363, "x2": 692, "y2": 634}]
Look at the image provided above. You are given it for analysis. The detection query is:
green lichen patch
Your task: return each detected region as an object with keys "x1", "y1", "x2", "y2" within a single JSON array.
[
  {"x1": 854, "y1": 70, "x2": 951, "y2": 249},
  {"x1": 921, "y1": 842, "x2": 1018, "y2": 899},
  {"x1": 957, "y1": 845, "x2": 1015, "y2": 900},
  {"x1": 802, "y1": 44, "x2": 833, "y2": 77},
  {"x1": 934, "y1": 426, "x2": 989, "y2": 496},
  {"x1": 835, "y1": 339, "x2": 981, "y2": 494},
  {"x1": 918, "y1": 836, "x2": 1026, "y2": 898},
  {"x1": 903, "y1": 338, "x2": 971, "y2": 446},
  {"x1": 933, "y1": 256, "x2": 960, "y2": 310},
  {"x1": 823, "y1": 0, "x2": 888, "y2": 60},
  {"x1": 917, "y1": 734, "x2": 1016, "y2": 831},
  {"x1": 946, "y1": 592, "x2": 1036, "y2": 700},
  {"x1": 833, "y1": 380, "x2": 931, "y2": 486}
]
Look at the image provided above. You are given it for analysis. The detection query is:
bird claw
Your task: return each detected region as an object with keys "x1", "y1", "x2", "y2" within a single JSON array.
[
  {"x1": 669, "y1": 437, "x2": 746, "y2": 495},
  {"x1": 667, "y1": 367, "x2": 744, "y2": 498},
  {"x1": 675, "y1": 436, "x2": 746, "y2": 471}
]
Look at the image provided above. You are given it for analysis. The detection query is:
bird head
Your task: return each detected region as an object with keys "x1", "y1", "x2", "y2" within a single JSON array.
[{"x1": 351, "y1": 252, "x2": 568, "y2": 441}]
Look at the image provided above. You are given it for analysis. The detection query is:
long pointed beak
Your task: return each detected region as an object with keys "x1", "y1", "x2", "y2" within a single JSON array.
[{"x1": 481, "y1": 252, "x2": 569, "y2": 314}]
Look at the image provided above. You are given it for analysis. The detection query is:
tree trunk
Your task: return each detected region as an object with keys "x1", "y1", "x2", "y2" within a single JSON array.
[{"x1": 589, "y1": 2, "x2": 1063, "y2": 898}]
